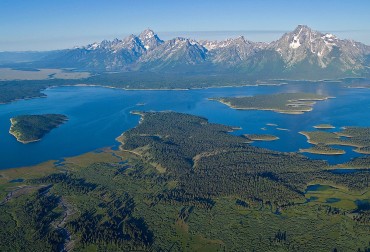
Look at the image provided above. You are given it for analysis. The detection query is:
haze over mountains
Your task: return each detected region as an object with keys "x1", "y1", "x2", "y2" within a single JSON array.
[{"x1": 2, "y1": 25, "x2": 370, "y2": 79}]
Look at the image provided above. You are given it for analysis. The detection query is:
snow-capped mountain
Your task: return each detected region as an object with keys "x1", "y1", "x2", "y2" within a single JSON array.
[
  {"x1": 138, "y1": 37, "x2": 207, "y2": 70},
  {"x1": 47, "y1": 29, "x2": 164, "y2": 70},
  {"x1": 138, "y1": 29, "x2": 164, "y2": 51},
  {"x1": 30, "y1": 26, "x2": 370, "y2": 78},
  {"x1": 200, "y1": 36, "x2": 267, "y2": 65},
  {"x1": 269, "y1": 25, "x2": 369, "y2": 71}
]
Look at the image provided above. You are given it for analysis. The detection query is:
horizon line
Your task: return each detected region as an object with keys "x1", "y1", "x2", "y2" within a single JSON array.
[{"x1": 1, "y1": 29, "x2": 370, "y2": 52}]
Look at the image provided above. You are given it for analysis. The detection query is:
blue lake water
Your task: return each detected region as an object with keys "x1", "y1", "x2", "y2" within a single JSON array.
[
  {"x1": 354, "y1": 199, "x2": 370, "y2": 211},
  {"x1": 1, "y1": 82, "x2": 370, "y2": 169},
  {"x1": 9, "y1": 178, "x2": 24, "y2": 183},
  {"x1": 326, "y1": 198, "x2": 341, "y2": 203},
  {"x1": 305, "y1": 184, "x2": 334, "y2": 192}
]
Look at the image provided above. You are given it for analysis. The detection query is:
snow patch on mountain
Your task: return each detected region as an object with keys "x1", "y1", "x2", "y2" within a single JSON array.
[
  {"x1": 49, "y1": 26, "x2": 370, "y2": 73},
  {"x1": 290, "y1": 27, "x2": 303, "y2": 49}
]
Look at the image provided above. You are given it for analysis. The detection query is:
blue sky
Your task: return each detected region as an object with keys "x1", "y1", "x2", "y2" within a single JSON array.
[{"x1": 1, "y1": 0, "x2": 369, "y2": 51}]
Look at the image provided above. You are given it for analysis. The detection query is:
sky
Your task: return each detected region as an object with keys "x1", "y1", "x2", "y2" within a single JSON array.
[{"x1": 1, "y1": 0, "x2": 370, "y2": 51}]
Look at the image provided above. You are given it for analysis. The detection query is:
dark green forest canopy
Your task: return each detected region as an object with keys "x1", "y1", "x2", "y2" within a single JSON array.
[
  {"x1": 1, "y1": 149, "x2": 368, "y2": 251},
  {"x1": 117, "y1": 111, "x2": 368, "y2": 206},
  {"x1": 0, "y1": 111, "x2": 369, "y2": 251},
  {"x1": 10, "y1": 114, "x2": 67, "y2": 143}
]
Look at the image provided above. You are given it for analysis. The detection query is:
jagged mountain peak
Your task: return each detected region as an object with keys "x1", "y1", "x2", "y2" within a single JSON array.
[
  {"x1": 230, "y1": 36, "x2": 256, "y2": 46},
  {"x1": 119, "y1": 35, "x2": 144, "y2": 52},
  {"x1": 138, "y1": 28, "x2": 163, "y2": 50},
  {"x1": 84, "y1": 39, "x2": 114, "y2": 50},
  {"x1": 124, "y1": 34, "x2": 140, "y2": 43},
  {"x1": 85, "y1": 42, "x2": 100, "y2": 50},
  {"x1": 139, "y1": 29, "x2": 156, "y2": 39},
  {"x1": 288, "y1": 26, "x2": 322, "y2": 48},
  {"x1": 270, "y1": 26, "x2": 333, "y2": 64},
  {"x1": 291, "y1": 25, "x2": 323, "y2": 37},
  {"x1": 294, "y1": 24, "x2": 313, "y2": 32},
  {"x1": 231, "y1": 36, "x2": 266, "y2": 48},
  {"x1": 233, "y1": 36, "x2": 246, "y2": 42},
  {"x1": 200, "y1": 36, "x2": 256, "y2": 51},
  {"x1": 173, "y1": 37, "x2": 186, "y2": 41},
  {"x1": 43, "y1": 26, "x2": 370, "y2": 76},
  {"x1": 167, "y1": 37, "x2": 201, "y2": 47},
  {"x1": 279, "y1": 25, "x2": 343, "y2": 51},
  {"x1": 138, "y1": 36, "x2": 207, "y2": 69},
  {"x1": 200, "y1": 36, "x2": 265, "y2": 66},
  {"x1": 268, "y1": 25, "x2": 370, "y2": 70}
]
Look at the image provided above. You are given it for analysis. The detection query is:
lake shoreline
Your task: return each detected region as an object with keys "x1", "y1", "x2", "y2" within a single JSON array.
[
  {"x1": 208, "y1": 94, "x2": 333, "y2": 114},
  {"x1": 9, "y1": 115, "x2": 68, "y2": 144},
  {"x1": 1, "y1": 81, "x2": 370, "y2": 169},
  {"x1": 9, "y1": 118, "x2": 41, "y2": 144}
]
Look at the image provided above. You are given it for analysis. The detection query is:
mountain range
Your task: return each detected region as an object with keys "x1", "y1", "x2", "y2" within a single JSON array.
[{"x1": 2, "y1": 25, "x2": 370, "y2": 80}]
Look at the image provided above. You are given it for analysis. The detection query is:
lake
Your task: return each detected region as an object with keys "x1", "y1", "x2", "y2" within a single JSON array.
[{"x1": 1, "y1": 81, "x2": 370, "y2": 169}]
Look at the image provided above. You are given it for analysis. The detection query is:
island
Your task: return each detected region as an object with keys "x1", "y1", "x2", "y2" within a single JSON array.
[
  {"x1": 313, "y1": 124, "x2": 335, "y2": 129},
  {"x1": 277, "y1": 127, "x2": 290, "y2": 131},
  {"x1": 244, "y1": 134, "x2": 279, "y2": 141},
  {"x1": 9, "y1": 114, "x2": 68, "y2": 143},
  {"x1": 346, "y1": 84, "x2": 370, "y2": 89},
  {"x1": 300, "y1": 126, "x2": 370, "y2": 154},
  {"x1": 209, "y1": 92, "x2": 332, "y2": 114}
]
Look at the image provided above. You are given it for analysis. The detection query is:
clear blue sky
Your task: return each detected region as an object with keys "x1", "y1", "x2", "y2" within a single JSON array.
[{"x1": 1, "y1": 0, "x2": 369, "y2": 51}]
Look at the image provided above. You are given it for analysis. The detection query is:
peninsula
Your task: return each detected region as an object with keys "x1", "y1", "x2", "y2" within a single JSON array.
[
  {"x1": 299, "y1": 127, "x2": 370, "y2": 154},
  {"x1": 9, "y1": 114, "x2": 68, "y2": 143}
]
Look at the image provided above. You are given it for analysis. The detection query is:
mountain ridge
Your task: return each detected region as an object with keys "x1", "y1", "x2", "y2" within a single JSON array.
[{"x1": 3, "y1": 25, "x2": 370, "y2": 79}]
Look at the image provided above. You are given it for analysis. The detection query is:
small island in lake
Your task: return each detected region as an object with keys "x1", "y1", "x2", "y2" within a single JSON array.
[
  {"x1": 209, "y1": 92, "x2": 331, "y2": 114},
  {"x1": 9, "y1": 114, "x2": 68, "y2": 143},
  {"x1": 277, "y1": 127, "x2": 290, "y2": 131},
  {"x1": 244, "y1": 134, "x2": 279, "y2": 141},
  {"x1": 313, "y1": 124, "x2": 335, "y2": 129},
  {"x1": 266, "y1": 123, "x2": 278, "y2": 127}
]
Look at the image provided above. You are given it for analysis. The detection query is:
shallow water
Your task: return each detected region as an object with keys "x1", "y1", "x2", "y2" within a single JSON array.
[
  {"x1": 305, "y1": 184, "x2": 334, "y2": 192},
  {"x1": 354, "y1": 199, "x2": 370, "y2": 211},
  {"x1": 1, "y1": 81, "x2": 370, "y2": 169},
  {"x1": 326, "y1": 198, "x2": 341, "y2": 203}
]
